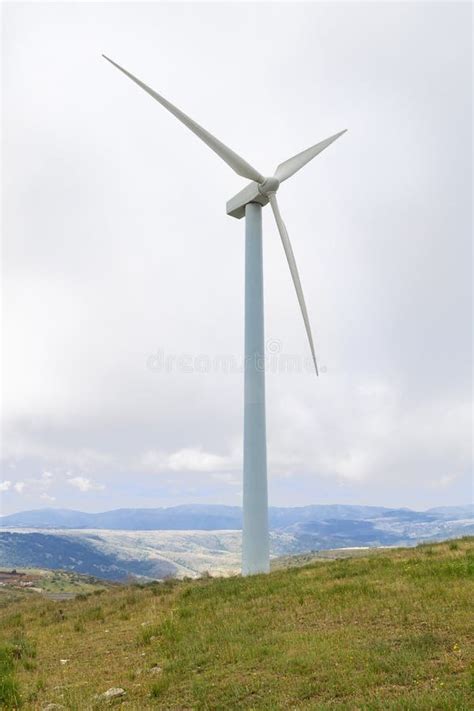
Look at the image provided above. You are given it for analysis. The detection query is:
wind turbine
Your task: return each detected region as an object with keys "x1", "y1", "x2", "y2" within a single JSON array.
[{"x1": 103, "y1": 55, "x2": 346, "y2": 576}]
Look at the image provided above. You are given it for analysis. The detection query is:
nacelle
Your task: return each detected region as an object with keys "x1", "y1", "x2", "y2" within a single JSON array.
[{"x1": 226, "y1": 182, "x2": 270, "y2": 220}]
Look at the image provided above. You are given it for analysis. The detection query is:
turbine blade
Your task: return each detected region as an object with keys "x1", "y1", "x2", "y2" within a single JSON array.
[
  {"x1": 274, "y1": 130, "x2": 347, "y2": 183},
  {"x1": 269, "y1": 193, "x2": 318, "y2": 375},
  {"x1": 102, "y1": 55, "x2": 265, "y2": 183}
]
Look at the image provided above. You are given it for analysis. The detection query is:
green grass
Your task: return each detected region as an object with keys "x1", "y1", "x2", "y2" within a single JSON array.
[
  {"x1": 0, "y1": 631, "x2": 36, "y2": 708},
  {"x1": 0, "y1": 538, "x2": 473, "y2": 709},
  {"x1": 0, "y1": 644, "x2": 21, "y2": 708}
]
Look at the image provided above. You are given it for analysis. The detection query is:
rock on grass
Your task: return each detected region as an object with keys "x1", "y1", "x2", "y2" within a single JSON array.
[{"x1": 97, "y1": 687, "x2": 126, "y2": 701}]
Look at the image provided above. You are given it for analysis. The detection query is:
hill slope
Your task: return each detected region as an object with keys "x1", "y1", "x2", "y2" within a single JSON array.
[
  {"x1": 1, "y1": 538, "x2": 472, "y2": 709},
  {"x1": 0, "y1": 531, "x2": 180, "y2": 581}
]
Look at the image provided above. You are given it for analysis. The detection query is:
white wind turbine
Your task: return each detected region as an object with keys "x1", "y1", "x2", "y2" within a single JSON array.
[{"x1": 103, "y1": 55, "x2": 346, "y2": 576}]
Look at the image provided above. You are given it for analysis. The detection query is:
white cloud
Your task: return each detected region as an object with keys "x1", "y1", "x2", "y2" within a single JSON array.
[
  {"x1": 1, "y1": 435, "x2": 112, "y2": 473},
  {"x1": 40, "y1": 493, "x2": 56, "y2": 502},
  {"x1": 433, "y1": 474, "x2": 458, "y2": 489},
  {"x1": 265, "y1": 378, "x2": 472, "y2": 497},
  {"x1": 139, "y1": 450, "x2": 168, "y2": 472},
  {"x1": 0, "y1": 481, "x2": 12, "y2": 492},
  {"x1": 67, "y1": 476, "x2": 105, "y2": 492},
  {"x1": 139, "y1": 446, "x2": 239, "y2": 474},
  {"x1": 322, "y1": 450, "x2": 376, "y2": 483},
  {"x1": 3, "y1": 471, "x2": 58, "y2": 499},
  {"x1": 211, "y1": 472, "x2": 240, "y2": 486},
  {"x1": 168, "y1": 448, "x2": 234, "y2": 473}
]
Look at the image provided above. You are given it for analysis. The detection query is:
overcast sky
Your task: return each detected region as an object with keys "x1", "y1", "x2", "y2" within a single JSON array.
[{"x1": 1, "y1": 2, "x2": 472, "y2": 514}]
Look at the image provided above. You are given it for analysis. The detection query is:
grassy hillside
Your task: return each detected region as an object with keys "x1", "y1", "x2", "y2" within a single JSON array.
[
  {"x1": 0, "y1": 569, "x2": 111, "y2": 596},
  {"x1": 0, "y1": 538, "x2": 472, "y2": 710}
]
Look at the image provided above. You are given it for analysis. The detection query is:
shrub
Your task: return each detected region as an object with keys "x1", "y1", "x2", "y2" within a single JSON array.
[
  {"x1": 73, "y1": 619, "x2": 85, "y2": 633},
  {"x1": 8, "y1": 635, "x2": 36, "y2": 660},
  {"x1": 137, "y1": 624, "x2": 161, "y2": 646},
  {"x1": 0, "y1": 675, "x2": 20, "y2": 708},
  {"x1": 83, "y1": 606, "x2": 104, "y2": 622},
  {"x1": 150, "y1": 677, "x2": 169, "y2": 698},
  {"x1": 0, "y1": 647, "x2": 14, "y2": 675}
]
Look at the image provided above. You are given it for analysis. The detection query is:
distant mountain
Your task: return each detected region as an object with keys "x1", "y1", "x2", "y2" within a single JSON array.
[
  {"x1": 284, "y1": 519, "x2": 403, "y2": 549},
  {"x1": 0, "y1": 505, "x2": 242, "y2": 530},
  {"x1": 2, "y1": 503, "x2": 468, "y2": 531},
  {"x1": 0, "y1": 508, "x2": 95, "y2": 529},
  {"x1": 426, "y1": 505, "x2": 474, "y2": 519}
]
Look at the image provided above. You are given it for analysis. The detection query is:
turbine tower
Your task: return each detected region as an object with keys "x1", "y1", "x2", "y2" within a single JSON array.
[{"x1": 103, "y1": 56, "x2": 346, "y2": 576}]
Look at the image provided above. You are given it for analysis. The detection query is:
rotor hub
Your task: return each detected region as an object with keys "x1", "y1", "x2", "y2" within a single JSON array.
[{"x1": 258, "y1": 176, "x2": 280, "y2": 195}]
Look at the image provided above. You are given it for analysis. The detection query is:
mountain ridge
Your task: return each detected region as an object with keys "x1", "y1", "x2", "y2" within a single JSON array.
[{"x1": 1, "y1": 503, "x2": 471, "y2": 530}]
